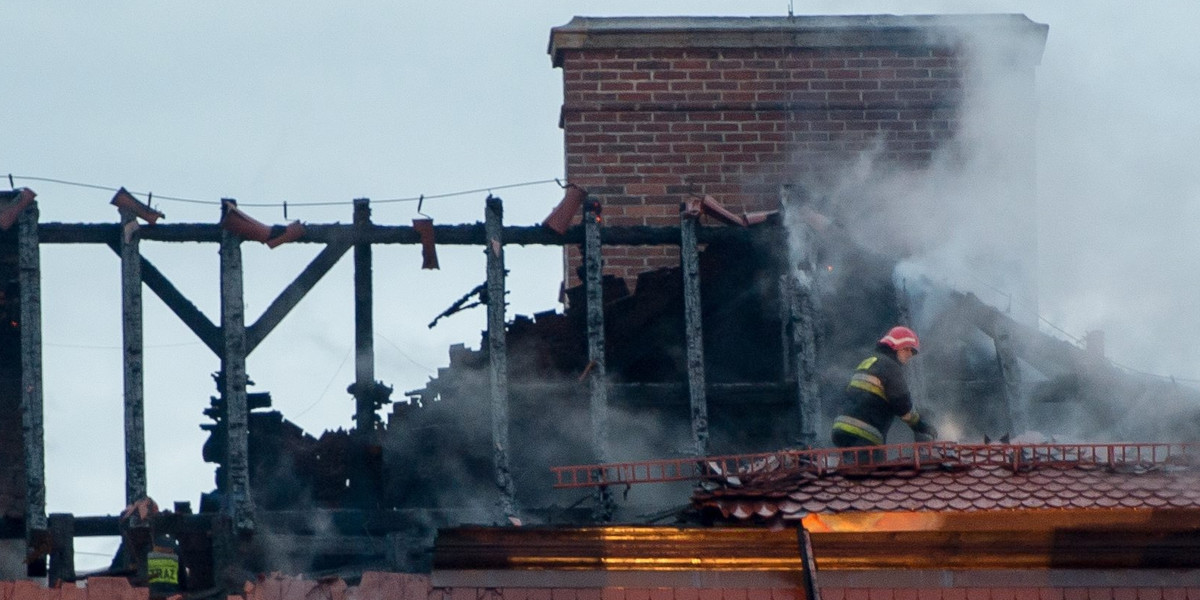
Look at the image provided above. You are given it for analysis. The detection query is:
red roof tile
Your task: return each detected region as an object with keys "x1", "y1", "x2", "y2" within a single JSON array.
[{"x1": 691, "y1": 444, "x2": 1200, "y2": 525}]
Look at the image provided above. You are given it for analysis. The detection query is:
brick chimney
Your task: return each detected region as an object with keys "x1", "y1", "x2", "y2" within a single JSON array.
[{"x1": 549, "y1": 15, "x2": 1047, "y2": 292}]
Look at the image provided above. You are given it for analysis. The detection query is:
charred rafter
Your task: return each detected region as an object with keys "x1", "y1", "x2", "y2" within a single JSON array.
[{"x1": 37, "y1": 222, "x2": 765, "y2": 246}]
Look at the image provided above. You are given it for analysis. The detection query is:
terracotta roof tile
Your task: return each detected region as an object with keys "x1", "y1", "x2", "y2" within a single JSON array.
[{"x1": 691, "y1": 443, "x2": 1200, "y2": 524}]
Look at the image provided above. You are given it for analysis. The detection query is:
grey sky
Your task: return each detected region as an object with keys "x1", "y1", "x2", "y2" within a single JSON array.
[{"x1": 5, "y1": 0, "x2": 1200, "y2": 569}]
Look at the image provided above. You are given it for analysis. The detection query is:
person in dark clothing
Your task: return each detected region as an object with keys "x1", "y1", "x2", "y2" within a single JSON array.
[
  {"x1": 108, "y1": 497, "x2": 185, "y2": 599},
  {"x1": 831, "y1": 326, "x2": 938, "y2": 454}
]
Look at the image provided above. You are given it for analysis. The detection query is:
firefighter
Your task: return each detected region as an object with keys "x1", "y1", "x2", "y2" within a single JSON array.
[
  {"x1": 831, "y1": 326, "x2": 938, "y2": 451},
  {"x1": 108, "y1": 497, "x2": 185, "y2": 599}
]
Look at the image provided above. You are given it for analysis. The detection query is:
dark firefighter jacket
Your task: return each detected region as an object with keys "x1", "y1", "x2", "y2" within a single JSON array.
[
  {"x1": 109, "y1": 532, "x2": 183, "y2": 598},
  {"x1": 831, "y1": 348, "x2": 925, "y2": 446}
]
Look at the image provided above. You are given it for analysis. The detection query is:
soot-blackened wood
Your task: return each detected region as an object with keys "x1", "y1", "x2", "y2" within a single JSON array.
[
  {"x1": 246, "y1": 240, "x2": 352, "y2": 354},
  {"x1": 679, "y1": 208, "x2": 709, "y2": 457},
  {"x1": 780, "y1": 185, "x2": 820, "y2": 448},
  {"x1": 352, "y1": 200, "x2": 377, "y2": 433},
  {"x1": 38, "y1": 221, "x2": 761, "y2": 247},
  {"x1": 484, "y1": 196, "x2": 517, "y2": 521},
  {"x1": 582, "y1": 199, "x2": 614, "y2": 521},
  {"x1": 118, "y1": 209, "x2": 147, "y2": 504},
  {"x1": 110, "y1": 244, "x2": 223, "y2": 355},
  {"x1": 219, "y1": 201, "x2": 254, "y2": 533},
  {"x1": 47, "y1": 513, "x2": 74, "y2": 587},
  {"x1": 18, "y1": 202, "x2": 48, "y2": 544}
]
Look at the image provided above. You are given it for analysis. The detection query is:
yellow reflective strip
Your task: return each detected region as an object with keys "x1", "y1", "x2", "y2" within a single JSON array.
[
  {"x1": 855, "y1": 357, "x2": 878, "y2": 370},
  {"x1": 848, "y1": 374, "x2": 886, "y2": 399},
  {"x1": 833, "y1": 418, "x2": 884, "y2": 445},
  {"x1": 146, "y1": 556, "x2": 179, "y2": 585}
]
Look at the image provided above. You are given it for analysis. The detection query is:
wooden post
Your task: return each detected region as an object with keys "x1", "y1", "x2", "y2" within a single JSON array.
[
  {"x1": 582, "y1": 198, "x2": 613, "y2": 520},
  {"x1": 17, "y1": 199, "x2": 48, "y2": 567},
  {"x1": 219, "y1": 200, "x2": 254, "y2": 533},
  {"x1": 780, "y1": 185, "x2": 820, "y2": 447},
  {"x1": 679, "y1": 205, "x2": 709, "y2": 456},
  {"x1": 484, "y1": 196, "x2": 517, "y2": 521},
  {"x1": 118, "y1": 207, "x2": 148, "y2": 504},
  {"x1": 352, "y1": 199, "x2": 377, "y2": 433},
  {"x1": 47, "y1": 513, "x2": 75, "y2": 587}
]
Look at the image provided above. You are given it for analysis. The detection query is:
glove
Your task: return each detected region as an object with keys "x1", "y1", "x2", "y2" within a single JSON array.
[{"x1": 912, "y1": 419, "x2": 938, "y2": 442}]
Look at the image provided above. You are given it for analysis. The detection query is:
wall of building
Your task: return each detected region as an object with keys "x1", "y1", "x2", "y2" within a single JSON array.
[{"x1": 550, "y1": 16, "x2": 1045, "y2": 293}]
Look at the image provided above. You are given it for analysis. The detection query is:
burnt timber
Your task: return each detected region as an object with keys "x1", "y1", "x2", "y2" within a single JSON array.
[{"x1": 4, "y1": 188, "x2": 1200, "y2": 590}]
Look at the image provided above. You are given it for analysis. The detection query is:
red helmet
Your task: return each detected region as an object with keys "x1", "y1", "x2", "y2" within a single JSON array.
[{"x1": 879, "y1": 326, "x2": 920, "y2": 353}]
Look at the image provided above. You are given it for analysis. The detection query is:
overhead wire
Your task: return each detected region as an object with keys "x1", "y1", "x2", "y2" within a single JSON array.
[
  {"x1": 7, "y1": 173, "x2": 562, "y2": 208},
  {"x1": 13, "y1": 172, "x2": 1199, "y2": 385},
  {"x1": 294, "y1": 347, "x2": 353, "y2": 419}
]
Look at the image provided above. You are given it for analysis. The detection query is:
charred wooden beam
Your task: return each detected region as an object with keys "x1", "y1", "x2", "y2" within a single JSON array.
[
  {"x1": 246, "y1": 240, "x2": 352, "y2": 354},
  {"x1": 219, "y1": 201, "x2": 254, "y2": 533},
  {"x1": 18, "y1": 201, "x2": 48, "y2": 554},
  {"x1": 47, "y1": 513, "x2": 74, "y2": 587},
  {"x1": 780, "y1": 185, "x2": 820, "y2": 447},
  {"x1": 352, "y1": 199, "x2": 377, "y2": 434},
  {"x1": 118, "y1": 208, "x2": 148, "y2": 504},
  {"x1": 957, "y1": 291, "x2": 1091, "y2": 376},
  {"x1": 485, "y1": 196, "x2": 517, "y2": 521},
  {"x1": 38, "y1": 222, "x2": 766, "y2": 247},
  {"x1": 111, "y1": 245, "x2": 223, "y2": 355},
  {"x1": 679, "y1": 206, "x2": 709, "y2": 456},
  {"x1": 582, "y1": 199, "x2": 613, "y2": 521}
]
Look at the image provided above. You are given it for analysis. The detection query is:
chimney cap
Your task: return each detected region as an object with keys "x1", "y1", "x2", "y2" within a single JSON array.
[{"x1": 549, "y1": 14, "x2": 1048, "y2": 67}]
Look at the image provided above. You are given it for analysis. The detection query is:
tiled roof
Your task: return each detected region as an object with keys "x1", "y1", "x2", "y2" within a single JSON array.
[{"x1": 691, "y1": 443, "x2": 1200, "y2": 525}]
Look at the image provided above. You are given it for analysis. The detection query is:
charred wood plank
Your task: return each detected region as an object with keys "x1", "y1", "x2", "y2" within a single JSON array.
[
  {"x1": 780, "y1": 185, "x2": 820, "y2": 447},
  {"x1": 219, "y1": 201, "x2": 254, "y2": 533},
  {"x1": 485, "y1": 196, "x2": 517, "y2": 520},
  {"x1": 245, "y1": 240, "x2": 352, "y2": 354},
  {"x1": 352, "y1": 199, "x2": 377, "y2": 434},
  {"x1": 47, "y1": 514, "x2": 74, "y2": 587},
  {"x1": 582, "y1": 199, "x2": 613, "y2": 521},
  {"x1": 679, "y1": 207, "x2": 709, "y2": 456},
  {"x1": 118, "y1": 208, "x2": 148, "y2": 504},
  {"x1": 957, "y1": 291, "x2": 1093, "y2": 377},
  {"x1": 108, "y1": 242, "x2": 222, "y2": 355},
  {"x1": 18, "y1": 202, "x2": 48, "y2": 543},
  {"x1": 39, "y1": 222, "x2": 766, "y2": 247}
]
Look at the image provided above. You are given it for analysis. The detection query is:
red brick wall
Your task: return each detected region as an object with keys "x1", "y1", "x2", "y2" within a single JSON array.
[{"x1": 554, "y1": 42, "x2": 962, "y2": 289}]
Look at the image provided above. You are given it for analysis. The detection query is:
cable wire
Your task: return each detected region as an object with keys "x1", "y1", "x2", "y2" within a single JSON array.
[
  {"x1": 8, "y1": 173, "x2": 562, "y2": 208},
  {"x1": 294, "y1": 347, "x2": 353, "y2": 419},
  {"x1": 14, "y1": 172, "x2": 1199, "y2": 386}
]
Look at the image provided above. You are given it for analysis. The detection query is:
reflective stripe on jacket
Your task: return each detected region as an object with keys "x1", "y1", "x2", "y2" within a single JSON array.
[{"x1": 831, "y1": 350, "x2": 914, "y2": 446}]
